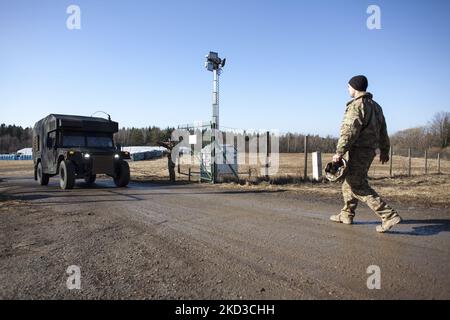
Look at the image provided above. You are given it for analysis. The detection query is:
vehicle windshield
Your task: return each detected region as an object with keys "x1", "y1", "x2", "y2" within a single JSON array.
[
  {"x1": 63, "y1": 134, "x2": 85, "y2": 147},
  {"x1": 62, "y1": 132, "x2": 114, "y2": 148},
  {"x1": 87, "y1": 136, "x2": 114, "y2": 148}
]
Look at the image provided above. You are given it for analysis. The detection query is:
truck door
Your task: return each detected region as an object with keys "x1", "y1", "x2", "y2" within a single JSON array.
[{"x1": 44, "y1": 131, "x2": 58, "y2": 174}]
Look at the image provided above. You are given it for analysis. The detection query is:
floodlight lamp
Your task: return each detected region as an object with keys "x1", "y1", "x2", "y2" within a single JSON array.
[{"x1": 204, "y1": 51, "x2": 226, "y2": 72}]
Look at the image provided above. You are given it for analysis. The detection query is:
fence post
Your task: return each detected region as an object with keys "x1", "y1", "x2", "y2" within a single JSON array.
[
  {"x1": 425, "y1": 150, "x2": 428, "y2": 174},
  {"x1": 287, "y1": 134, "x2": 290, "y2": 153},
  {"x1": 303, "y1": 135, "x2": 308, "y2": 180},
  {"x1": 265, "y1": 131, "x2": 270, "y2": 179},
  {"x1": 437, "y1": 153, "x2": 441, "y2": 174},
  {"x1": 408, "y1": 147, "x2": 412, "y2": 177},
  {"x1": 256, "y1": 133, "x2": 260, "y2": 155},
  {"x1": 188, "y1": 168, "x2": 191, "y2": 182},
  {"x1": 389, "y1": 146, "x2": 393, "y2": 178}
]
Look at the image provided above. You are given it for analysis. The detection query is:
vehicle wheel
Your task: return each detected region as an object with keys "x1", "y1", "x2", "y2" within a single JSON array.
[
  {"x1": 84, "y1": 174, "x2": 96, "y2": 184},
  {"x1": 114, "y1": 160, "x2": 130, "y2": 187},
  {"x1": 37, "y1": 162, "x2": 50, "y2": 186},
  {"x1": 59, "y1": 160, "x2": 75, "y2": 190}
]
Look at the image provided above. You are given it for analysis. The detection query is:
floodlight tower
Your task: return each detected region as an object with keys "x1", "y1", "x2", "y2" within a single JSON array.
[
  {"x1": 204, "y1": 51, "x2": 226, "y2": 183},
  {"x1": 205, "y1": 51, "x2": 226, "y2": 131}
]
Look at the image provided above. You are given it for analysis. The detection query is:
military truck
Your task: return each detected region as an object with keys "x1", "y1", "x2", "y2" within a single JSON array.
[{"x1": 32, "y1": 114, "x2": 131, "y2": 190}]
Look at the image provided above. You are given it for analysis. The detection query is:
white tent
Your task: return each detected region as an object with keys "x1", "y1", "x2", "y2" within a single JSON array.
[
  {"x1": 17, "y1": 148, "x2": 32, "y2": 155},
  {"x1": 122, "y1": 146, "x2": 166, "y2": 154}
]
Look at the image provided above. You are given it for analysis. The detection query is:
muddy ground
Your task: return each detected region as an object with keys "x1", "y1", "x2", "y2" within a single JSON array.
[{"x1": 0, "y1": 163, "x2": 449, "y2": 299}]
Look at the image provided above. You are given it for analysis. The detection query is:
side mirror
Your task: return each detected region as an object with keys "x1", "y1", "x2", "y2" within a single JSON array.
[{"x1": 116, "y1": 143, "x2": 122, "y2": 151}]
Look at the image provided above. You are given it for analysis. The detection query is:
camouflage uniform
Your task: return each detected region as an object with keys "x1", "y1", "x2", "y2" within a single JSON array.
[{"x1": 336, "y1": 93, "x2": 399, "y2": 222}]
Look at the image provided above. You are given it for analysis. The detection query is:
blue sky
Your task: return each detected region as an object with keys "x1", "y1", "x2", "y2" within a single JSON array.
[{"x1": 0, "y1": 0, "x2": 449, "y2": 136}]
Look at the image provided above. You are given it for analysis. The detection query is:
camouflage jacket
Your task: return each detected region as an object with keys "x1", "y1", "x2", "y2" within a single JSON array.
[{"x1": 336, "y1": 92, "x2": 390, "y2": 156}]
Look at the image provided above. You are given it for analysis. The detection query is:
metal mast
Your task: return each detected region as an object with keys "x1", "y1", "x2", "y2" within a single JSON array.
[
  {"x1": 212, "y1": 68, "x2": 219, "y2": 130},
  {"x1": 205, "y1": 51, "x2": 226, "y2": 183}
]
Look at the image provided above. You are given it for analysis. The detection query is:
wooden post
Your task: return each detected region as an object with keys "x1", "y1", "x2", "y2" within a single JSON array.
[
  {"x1": 265, "y1": 131, "x2": 270, "y2": 179},
  {"x1": 437, "y1": 153, "x2": 441, "y2": 174},
  {"x1": 243, "y1": 130, "x2": 247, "y2": 154},
  {"x1": 303, "y1": 135, "x2": 308, "y2": 180},
  {"x1": 408, "y1": 147, "x2": 411, "y2": 177},
  {"x1": 389, "y1": 146, "x2": 393, "y2": 178},
  {"x1": 425, "y1": 150, "x2": 428, "y2": 174},
  {"x1": 256, "y1": 133, "x2": 260, "y2": 155},
  {"x1": 255, "y1": 133, "x2": 260, "y2": 179},
  {"x1": 287, "y1": 134, "x2": 290, "y2": 153}
]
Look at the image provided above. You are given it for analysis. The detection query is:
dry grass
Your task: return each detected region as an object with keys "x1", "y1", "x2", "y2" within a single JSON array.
[
  {"x1": 216, "y1": 174, "x2": 450, "y2": 208},
  {"x1": 128, "y1": 158, "x2": 172, "y2": 182},
  {"x1": 134, "y1": 152, "x2": 449, "y2": 180},
  {"x1": 126, "y1": 153, "x2": 450, "y2": 207},
  {"x1": 2, "y1": 153, "x2": 447, "y2": 180},
  {"x1": 1, "y1": 157, "x2": 449, "y2": 207},
  {"x1": 0, "y1": 160, "x2": 33, "y2": 176},
  {"x1": 238, "y1": 153, "x2": 449, "y2": 178}
]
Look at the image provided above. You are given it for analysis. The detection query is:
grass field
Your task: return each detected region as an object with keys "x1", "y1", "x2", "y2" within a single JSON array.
[
  {"x1": 129, "y1": 153, "x2": 450, "y2": 207},
  {"x1": 1, "y1": 154, "x2": 449, "y2": 207},
  {"x1": 131, "y1": 152, "x2": 449, "y2": 180}
]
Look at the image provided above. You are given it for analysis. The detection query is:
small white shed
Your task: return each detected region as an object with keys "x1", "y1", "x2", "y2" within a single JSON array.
[{"x1": 201, "y1": 144, "x2": 238, "y2": 179}]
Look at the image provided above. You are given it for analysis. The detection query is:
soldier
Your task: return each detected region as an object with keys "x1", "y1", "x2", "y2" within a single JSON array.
[
  {"x1": 330, "y1": 75, "x2": 402, "y2": 233},
  {"x1": 158, "y1": 140, "x2": 176, "y2": 182}
]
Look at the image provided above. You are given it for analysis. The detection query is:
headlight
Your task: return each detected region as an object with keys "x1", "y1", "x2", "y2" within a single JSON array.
[
  {"x1": 84, "y1": 153, "x2": 90, "y2": 159},
  {"x1": 114, "y1": 154, "x2": 120, "y2": 159}
]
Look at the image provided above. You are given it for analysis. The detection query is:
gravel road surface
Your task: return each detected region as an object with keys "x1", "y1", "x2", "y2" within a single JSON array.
[{"x1": 1, "y1": 173, "x2": 449, "y2": 299}]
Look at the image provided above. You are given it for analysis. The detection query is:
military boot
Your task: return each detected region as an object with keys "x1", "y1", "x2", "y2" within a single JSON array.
[
  {"x1": 376, "y1": 215, "x2": 402, "y2": 233},
  {"x1": 330, "y1": 213, "x2": 353, "y2": 225}
]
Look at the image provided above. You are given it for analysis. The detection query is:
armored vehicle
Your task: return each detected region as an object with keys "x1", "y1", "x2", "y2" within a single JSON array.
[{"x1": 32, "y1": 114, "x2": 130, "y2": 189}]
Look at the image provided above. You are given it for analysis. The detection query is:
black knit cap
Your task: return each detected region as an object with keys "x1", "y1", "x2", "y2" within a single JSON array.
[{"x1": 348, "y1": 75, "x2": 368, "y2": 91}]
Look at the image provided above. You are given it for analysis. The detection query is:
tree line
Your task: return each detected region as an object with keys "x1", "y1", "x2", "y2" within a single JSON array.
[
  {"x1": 0, "y1": 124, "x2": 32, "y2": 154},
  {"x1": 390, "y1": 111, "x2": 449, "y2": 152},
  {"x1": 114, "y1": 126, "x2": 174, "y2": 147},
  {"x1": 0, "y1": 111, "x2": 448, "y2": 156},
  {"x1": 0, "y1": 124, "x2": 175, "y2": 154}
]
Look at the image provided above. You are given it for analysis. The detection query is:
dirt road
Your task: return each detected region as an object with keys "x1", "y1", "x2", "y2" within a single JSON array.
[{"x1": 1, "y1": 172, "x2": 449, "y2": 299}]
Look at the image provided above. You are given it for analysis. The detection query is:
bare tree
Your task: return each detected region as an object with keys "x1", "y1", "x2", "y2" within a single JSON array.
[{"x1": 428, "y1": 111, "x2": 450, "y2": 148}]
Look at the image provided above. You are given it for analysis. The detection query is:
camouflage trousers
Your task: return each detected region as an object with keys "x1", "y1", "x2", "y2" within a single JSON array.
[{"x1": 341, "y1": 148, "x2": 398, "y2": 221}]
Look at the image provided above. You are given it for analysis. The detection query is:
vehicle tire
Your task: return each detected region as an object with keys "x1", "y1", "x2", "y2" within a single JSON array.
[
  {"x1": 114, "y1": 160, "x2": 130, "y2": 187},
  {"x1": 59, "y1": 160, "x2": 75, "y2": 190},
  {"x1": 37, "y1": 162, "x2": 50, "y2": 186},
  {"x1": 84, "y1": 174, "x2": 96, "y2": 184}
]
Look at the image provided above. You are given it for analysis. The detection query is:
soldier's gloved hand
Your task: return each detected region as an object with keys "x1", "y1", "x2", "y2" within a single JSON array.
[
  {"x1": 380, "y1": 153, "x2": 389, "y2": 164},
  {"x1": 332, "y1": 154, "x2": 342, "y2": 163}
]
